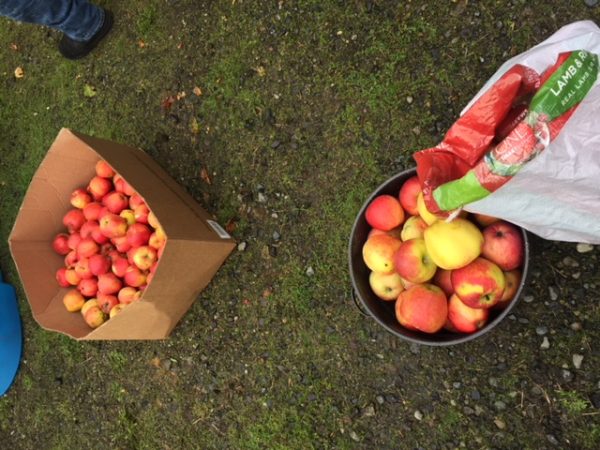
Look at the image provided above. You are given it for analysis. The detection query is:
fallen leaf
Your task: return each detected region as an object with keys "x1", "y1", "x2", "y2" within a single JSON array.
[
  {"x1": 10, "y1": 43, "x2": 18, "y2": 51},
  {"x1": 200, "y1": 167, "x2": 212, "y2": 185},
  {"x1": 262, "y1": 288, "x2": 273, "y2": 298},
  {"x1": 177, "y1": 42, "x2": 184, "y2": 49},
  {"x1": 83, "y1": 84, "x2": 97, "y2": 97},
  {"x1": 225, "y1": 218, "x2": 237, "y2": 234},
  {"x1": 190, "y1": 117, "x2": 200, "y2": 134},
  {"x1": 176, "y1": 91, "x2": 186, "y2": 100},
  {"x1": 150, "y1": 357, "x2": 161, "y2": 368},
  {"x1": 138, "y1": 40, "x2": 146, "y2": 48},
  {"x1": 14, "y1": 67, "x2": 24, "y2": 79},
  {"x1": 161, "y1": 95, "x2": 176, "y2": 111},
  {"x1": 253, "y1": 66, "x2": 266, "y2": 77},
  {"x1": 192, "y1": 86, "x2": 202, "y2": 96}
]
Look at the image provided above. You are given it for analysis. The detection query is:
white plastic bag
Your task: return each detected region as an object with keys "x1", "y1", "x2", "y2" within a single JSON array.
[{"x1": 463, "y1": 20, "x2": 600, "y2": 244}]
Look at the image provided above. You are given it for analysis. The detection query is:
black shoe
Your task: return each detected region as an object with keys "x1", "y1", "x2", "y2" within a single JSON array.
[{"x1": 58, "y1": 9, "x2": 113, "y2": 60}]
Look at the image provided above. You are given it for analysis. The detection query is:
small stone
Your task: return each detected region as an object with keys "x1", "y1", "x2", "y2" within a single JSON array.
[
  {"x1": 376, "y1": 395, "x2": 385, "y2": 405},
  {"x1": 471, "y1": 390, "x2": 481, "y2": 401},
  {"x1": 576, "y1": 243, "x2": 594, "y2": 253},
  {"x1": 237, "y1": 242, "x2": 247, "y2": 251},
  {"x1": 349, "y1": 431, "x2": 360, "y2": 442},
  {"x1": 272, "y1": 231, "x2": 281, "y2": 241},
  {"x1": 306, "y1": 266, "x2": 314, "y2": 276},
  {"x1": 570, "y1": 322, "x2": 582, "y2": 331},
  {"x1": 562, "y1": 369, "x2": 573, "y2": 382},
  {"x1": 463, "y1": 406, "x2": 475, "y2": 415},
  {"x1": 518, "y1": 318, "x2": 529, "y2": 324},
  {"x1": 257, "y1": 192, "x2": 267, "y2": 203},
  {"x1": 572, "y1": 272, "x2": 581, "y2": 280},
  {"x1": 584, "y1": 0, "x2": 599, "y2": 9},
  {"x1": 474, "y1": 406, "x2": 485, "y2": 416},
  {"x1": 523, "y1": 295, "x2": 534, "y2": 303},
  {"x1": 414, "y1": 410, "x2": 423, "y2": 421},
  {"x1": 562, "y1": 256, "x2": 579, "y2": 267},
  {"x1": 546, "y1": 434, "x2": 560, "y2": 446},
  {"x1": 540, "y1": 337, "x2": 550, "y2": 349},
  {"x1": 536, "y1": 326, "x2": 548, "y2": 336},
  {"x1": 410, "y1": 343, "x2": 420, "y2": 355},
  {"x1": 494, "y1": 401, "x2": 506, "y2": 411},
  {"x1": 453, "y1": 382, "x2": 461, "y2": 389},
  {"x1": 548, "y1": 286, "x2": 558, "y2": 301},
  {"x1": 489, "y1": 377, "x2": 499, "y2": 388},
  {"x1": 494, "y1": 418, "x2": 506, "y2": 430},
  {"x1": 406, "y1": 96, "x2": 413, "y2": 104},
  {"x1": 271, "y1": 140, "x2": 281, "y2": 148},
  {"x1": 362, "y1": 405, "x2": 375, "y2": 417},
  {"x1": 573, "y1": 354, "x2": 584, "y2": 369}
]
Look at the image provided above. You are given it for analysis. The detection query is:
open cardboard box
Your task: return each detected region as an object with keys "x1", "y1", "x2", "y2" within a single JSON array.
[{"x1": 8, "y1": 129, "x2": 235, "y2": 340}]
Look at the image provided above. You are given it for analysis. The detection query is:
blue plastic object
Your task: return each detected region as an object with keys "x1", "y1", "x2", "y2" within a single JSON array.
[{"x1": 0, "y1": 270, "x2": 22, "y2": 396}]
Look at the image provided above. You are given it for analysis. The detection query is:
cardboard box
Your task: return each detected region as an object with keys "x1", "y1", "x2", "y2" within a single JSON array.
[{"x1": 8, "y1": 129, "x2": 235, "y2": 340}]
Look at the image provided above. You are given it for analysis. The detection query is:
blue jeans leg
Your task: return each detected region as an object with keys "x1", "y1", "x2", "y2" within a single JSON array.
[{"x1": 0, "y1": 0, "x2": 104, "y2": 41}]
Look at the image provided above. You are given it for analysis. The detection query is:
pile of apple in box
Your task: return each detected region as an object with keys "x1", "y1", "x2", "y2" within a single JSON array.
[
  {"x1": 362, "y1": 175, "x2": 524, "y2": 335},
  {"x1": 52, "y1": 160, "x2": 166, "y2": 329}
]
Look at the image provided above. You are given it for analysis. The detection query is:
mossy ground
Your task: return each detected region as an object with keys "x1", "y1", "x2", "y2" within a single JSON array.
[{"x1": 1, "y1": 1, "x2": 599, "y2": 449}]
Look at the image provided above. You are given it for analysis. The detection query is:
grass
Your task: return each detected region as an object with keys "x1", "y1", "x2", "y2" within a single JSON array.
[{"x1": 1, "y1": 1, "x2": 600, "y2": 449}]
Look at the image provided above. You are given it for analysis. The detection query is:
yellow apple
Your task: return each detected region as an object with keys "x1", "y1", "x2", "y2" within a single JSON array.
[
  {"x1": 417, "y1": 192, "x2": 440, "y2": 225},
  {"x1": 423, "y1": 218, "x2": 483, "y2": 270},
  {"x1": 400, "y1": 216, "x2": 428, "y2": 241},
  {"x1": 369, "y1": 271, "x2": 404, "y2": 301}
]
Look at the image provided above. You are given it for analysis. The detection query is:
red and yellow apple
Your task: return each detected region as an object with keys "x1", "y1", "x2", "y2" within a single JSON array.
[
  {"x1": 52, "y1": 233, "x2": 71, "y2": 255},
  {"x1": 395, "y1": 284, "x2": 447, "y2": 333},
  {"x1": 365, "y1": 195, "x2": 405, "y2": 231},
  {"x1": 70, "y1": 188, "x2": 92, "y2": 209},
  {"x1": 97, "y1": 272, "x2": 123, "y2": 295},
  {"x1": 447, "y1": 293, "x2": 489, "y2": 333},
  {"x1": 433, "y1": 269, "x2": 454, "y2": 297},
  {"x1": 83, "y1": 305, "x2": 106, "y2": 328},
  {"x1": 393, "y1": 238, "x2": 437, "y2": 283},
  {"x1": 95, "y1": 160, "x2": 115, "y2": 178},
  {"x1": 63, "y1": 289, "x2": 86, "y2": 312},
  {"x1": 102, "y1": 191, "x2": 129, "y2": 214},
  {"x1": 362, "y1": 234, "x2": 403, "y2": 274},
  {"x1": 451, "y1": 257, "x2": 506, "y2": 309},
  {"x1": 131, "y1": 245, "x2": 157, "y2": 271},
  {"x1": 88, "y1": 175, "x2": 112, "y2": 200},
  {"x1": 495, "y1": 269, "x2": 522, "y2": 309},
  {"x1": 63, "y1": 209, "x2": 86, "y2": 233},
  {"x1": 99, "y1": 213, "x2": 128, "y2": 238},
  {"x1": 400, "y1": 216, "x2": 428, "y2": 241}
]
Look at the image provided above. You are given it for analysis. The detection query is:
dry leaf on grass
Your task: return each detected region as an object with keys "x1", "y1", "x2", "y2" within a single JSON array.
[
  {"x1": 14, "y1": 67, "x2": 24, "y2": 79},
  {"x1": 193, "y1": 86, "x2": 202, "y2": 96},
  {"x1": 200, "y1": 167, "x2": 212, "y2": 185}
]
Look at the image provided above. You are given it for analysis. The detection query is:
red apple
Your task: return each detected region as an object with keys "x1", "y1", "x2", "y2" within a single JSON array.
[
  {"x1": 77, "y1": 237, "x2": 99, "y2": 259},
  {"x1": 67, "y1": 232, "x2": 82, "y2": 251},
  {"x1": 447, "y1": 293, "x2": 489, "y2": 333},
  {"x1": 109, "y1": 304, "x2": 126, "y2": 318},
  {"x1": 365, "y1": 195, "x2": 405, "y2": 231},
  {"x1": 63, "y1": 289, "x2": 86, "y2": 312},
  {"x1": 52, "y1": 233, "x2": 71, "y2": 255},
  {"x1": 147, "y1": 211, "x2": 161, "y2": 229},
  {"x1": 123, "y1": 266, "x2": 147, "y2": 287},
  {"x1": 367, "y1": 226, "x2": 403, "y2": 240},
  {"x1": 64, "y1": 268, "x2": 80, "y2": 286},
  {"x1": 64, "y1": 250, "x2": 78, "y2": 268},
  {"x1": 451, "y1": 257, "x2": 506, "y2": 309},
  {"x1": 473, "y1": 213, "x2": 499, "y2": 227},
  {"x1": 97, "y1": 293, "x2": 119, "y2": 314},
  {"x1": 133, "y1": 204, "x2": 150, "y2": 224},
  {"x1": 112, "y1": 235, "x2": 131, "y2": 253},
  {"x1": 113, "y1": 174, "x2": 135, "y2": 196},
  {"x1": 395, "y1": 284, "x2": 447, "y2": 333},
  {"x1": 128, "y1": 193, "x2": 145, "y2": 209},
  {"x1": 99, "y1": 213, "x2": 128, "y2": 238},
  {"x1": 70, "y1": 188, "x2": 92, "y2": 209},
  {"x1": 495, "y1": 270, "x2": 522, "y2": 310},
  {"x1": 74, "y1": 258, "x2": 94, "y2": 280},
  {"x1": 91, "y1": 226, "x2": 110, "y2": 245},
  {"x1": 117, "y1": 286, "x2": 142, "y2": 305},
  {"x1": 79, "y1": 221, "x2": 95, "y2": 239},
  {"x1": 127, "y1": 223, "x2": 152, "y2": 247},
  {"x1": 95, "y1": 160, "x2": 115, "y2": 178},
  {"x1": 481, "y1": 221, "x2": 524, "y2": 271},
  {"x1": 88, "y1": 176, "x2": 113, "y2": 200},
  {"x1": 102, "y1": 191, "x2": 129, "y2": 214},
  {"x1": 131, "y1": 245, "x2": 157, "y2": 271},
  {"x1": 433, "y1": 269, "x2": 454, "y2": 298},
  {"x1": 63, "y1": 209, "x2": 86, "y2": 232},
  {"x1": 398, "y1": 176, "x2": 422, "y2": 216},
  {"x1": 393, "y1": 238, "x2": 437, "y2": 284},
  {"x1": 111, "y1": 256, "x2": 129, "y2": 278},
  {"x1": 88, "y1": 254, "x2": 111, "y2": 276},
  {"x1": 97, "y1": 272, "x2": 122, "y2": 295},
  {"x1": 148, "y1": 231, "x2": 165, "y2": 250},
  {"x1": 77, "y1": 277, "x2": 98, "y2": 297},
  {"x1": 83, "y1": 202, "x2": 104, "y2": 221},
  {"x1": 56, "y1": 267, "x2": 70, "y2": 287}
]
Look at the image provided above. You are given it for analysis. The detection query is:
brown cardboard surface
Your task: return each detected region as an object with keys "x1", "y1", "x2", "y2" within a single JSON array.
[{"x1": 8, "y1": 128, "x2": 236, "y2": 340}]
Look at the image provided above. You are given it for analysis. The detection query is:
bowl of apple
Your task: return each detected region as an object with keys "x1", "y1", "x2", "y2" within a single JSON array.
[{"x1": 348, "y1": 168, "x2": 530, "y2": 346}]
